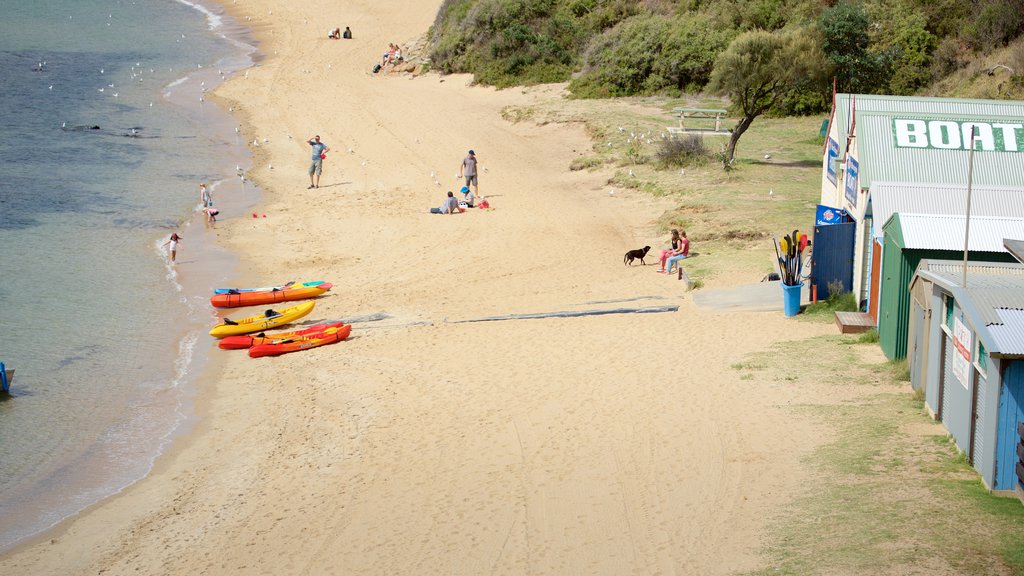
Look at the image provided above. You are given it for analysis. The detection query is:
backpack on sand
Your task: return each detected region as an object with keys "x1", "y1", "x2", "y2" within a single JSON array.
[{"x1": 372, "y1": 63, "x2": 382, "y2": 74}]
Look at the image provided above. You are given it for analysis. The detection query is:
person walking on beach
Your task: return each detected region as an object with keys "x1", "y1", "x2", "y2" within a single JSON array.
[
  {"x1": 161, "y1": 233, "x2": 182, "y2": 263},
  {"x1": 307, "y1": 135, "x2": 329, "y2": 189},
  {"x1": 457, "y1": 149, "x2": 478, "y2": 196}
]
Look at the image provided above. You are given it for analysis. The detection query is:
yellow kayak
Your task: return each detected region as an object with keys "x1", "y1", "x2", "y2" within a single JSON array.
[{"x1": 209, "y1": 301, "x2": 315, "y2": 338}]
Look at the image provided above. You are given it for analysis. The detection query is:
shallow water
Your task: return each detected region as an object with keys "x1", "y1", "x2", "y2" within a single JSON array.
[{"x1": 0, "y1": 0, "x2": 258, "y2": 551}]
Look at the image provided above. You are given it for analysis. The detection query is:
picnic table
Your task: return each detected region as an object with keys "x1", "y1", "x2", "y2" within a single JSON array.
[{"x1": 669, "y1": 107, "x2": 729, "y2": 134}]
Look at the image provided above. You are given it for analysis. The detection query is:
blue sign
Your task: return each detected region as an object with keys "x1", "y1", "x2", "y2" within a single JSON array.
[
  {"x1": 815, "y1": 204, "x2": 844, "y2": 226},
  {"x1": 826, "y1": 138, "x2": 839, "y2": 186},
  {"x1": 844, "y1": 156, "x2": 859, "y2": 208}
]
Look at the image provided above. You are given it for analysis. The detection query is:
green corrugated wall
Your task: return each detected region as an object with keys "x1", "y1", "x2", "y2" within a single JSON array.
[{"x1": 878, "y1": 215, "x2": 1016, "y2": 360}]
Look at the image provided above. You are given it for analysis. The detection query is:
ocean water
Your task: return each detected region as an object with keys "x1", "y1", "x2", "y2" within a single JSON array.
[{"x1": 0, "y1": 0, "x2": 258, "y2": 551}]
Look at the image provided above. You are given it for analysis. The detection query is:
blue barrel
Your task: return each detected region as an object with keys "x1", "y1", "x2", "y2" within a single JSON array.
[{"x1": 782, "y1": 283, "x2": 803, "y2": 317}]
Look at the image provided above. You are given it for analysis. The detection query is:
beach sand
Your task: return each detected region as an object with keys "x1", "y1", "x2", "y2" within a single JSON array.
[{"x1": 0, "y1": 1, "x2": 840, "y2": 574}]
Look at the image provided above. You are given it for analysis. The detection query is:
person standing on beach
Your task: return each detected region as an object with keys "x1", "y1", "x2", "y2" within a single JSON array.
[
  {"x1": 161, "y1": 232, "x2": 182, "y2": 263},
  {"x1": 307, "y1": 135, "x2": 329, "y2": 189},
  {"x1": 199, "y1": 183, "x2": 212, "y2": 208},
  {"x1": 457, "y1": 149, "x2": 478, "y2": 196}
]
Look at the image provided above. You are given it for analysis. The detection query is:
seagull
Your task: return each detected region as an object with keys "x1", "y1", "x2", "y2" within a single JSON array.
[
  {"x1": 112, "y1": 92, "x2": 118, "y2": 97},
  {"x1": 769, "y1": 189, "x2": 774, "y2": 198},
  {"x1": 98, "y1": 87, "x2": 104, "y2": 92},
  {"x1": 628, "y1": 169, "x2": 634, "y2": 177},
  {"x1": 263, "y1": 138, "x2": 268, "y2": 143},
  {"x1": 99, "y1": 68, "x2": 104, "y2": 74},
  {"x1": 61, "y1": 122, "x2": 66, "y2": 128},
  {"x1": 149, "y1": 102, "x2": 153, "y2": 107},
  {"x1": 268, "y1": 164, "x2": 273, "y2": 169},
  {"x1": 235, "y1": 127, "x2": 240, "y2": 133},
  {"x1": 618, "y1": 127, "x2": 625, "y2": 132},
  {"x1": 348, "y1": 148, "x2": 354, "y2": 154},
  {"x1": 48, "y1": 85, "x2": 53, "y2": 90},
  {"x1": 764, "y1": 154, "x2": 771, "y2": 160}
]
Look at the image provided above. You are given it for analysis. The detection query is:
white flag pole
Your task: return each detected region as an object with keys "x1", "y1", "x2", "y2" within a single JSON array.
[{"x1": 963, "y1": 125, "x2": 976, "y2": 288}]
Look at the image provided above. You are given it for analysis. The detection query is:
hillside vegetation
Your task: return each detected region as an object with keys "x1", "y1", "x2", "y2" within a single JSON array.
[{"x1": 428, "y1": 0, "x2": 1024, "y2": 110}]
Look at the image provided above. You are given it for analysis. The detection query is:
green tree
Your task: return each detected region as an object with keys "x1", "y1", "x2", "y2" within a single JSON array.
[
  {"x1": 709, "y1": 28, "x2": 826, "y2": 163},
  {"x1": 819, "y1": 1, "x2": 885, "y2": 94}
]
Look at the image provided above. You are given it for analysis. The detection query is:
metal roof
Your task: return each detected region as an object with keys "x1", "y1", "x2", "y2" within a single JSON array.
[
  {"x1": 870, "y1": 182, "x2": 1024, "y2": 238},
  {"x1": 886, "y1": 213, "x2": 1024, "y2": 251},
  {"x1": 832, "y1": 94, "x2": 1024, "y2": 190},
  {"x1": 914, "y1": 260, "x2": 1024, "y2": 355},
  {"x1": 1006, "y1": 238, "x2": 1024, "y2": 263},
  {"x1": 990, "y1": 309, "x2": 1024, "y2": 357}
]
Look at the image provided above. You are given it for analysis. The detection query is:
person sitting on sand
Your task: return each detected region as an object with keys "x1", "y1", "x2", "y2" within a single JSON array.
[
  {"x1": 459, "y1": 186, "x2": 475, "y2": 208},
  {"x1": 342, "y1": 26, "x2": 352, "y2": 39},
  {"x1": 381, "y1": 43, "x2": 395, "y2": 67},
  {"x1": 391, "y1": 44, "x2": 403, "y2": 64},
  {"x1": 430, "y1": 191, "x2": 460, "y2": 214},
  {"x1": 328, "y1": 27, "x2": 341, "y2": 39}
]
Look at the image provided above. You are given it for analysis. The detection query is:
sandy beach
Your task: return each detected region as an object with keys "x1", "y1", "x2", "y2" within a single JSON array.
[{"x1": 0, "y1": 1, "x2": 844, "y2": 574}]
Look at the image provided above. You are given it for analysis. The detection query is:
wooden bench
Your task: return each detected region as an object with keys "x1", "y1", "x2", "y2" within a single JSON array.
[{"x1": 671, "y1": 107, "x2": 729, "y2": 133}]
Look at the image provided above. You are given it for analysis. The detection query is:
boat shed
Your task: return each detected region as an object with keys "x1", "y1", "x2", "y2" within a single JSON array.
[
  {"x1": 818, "y1": 94, "x2": 1024, "y2": 308},
  {"x1": 908, "y1": 258, "x2": 1024, "y2": 492},
  {"x1": 879, "y1": 214, "x2": 1021, "y2": 360}
]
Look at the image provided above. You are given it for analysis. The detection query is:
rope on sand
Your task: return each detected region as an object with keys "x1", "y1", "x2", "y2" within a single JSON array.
[{"x1": 448, "y1": 305, "x2": 679, "y2": 324}]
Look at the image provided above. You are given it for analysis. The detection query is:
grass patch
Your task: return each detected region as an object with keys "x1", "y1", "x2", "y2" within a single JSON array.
[
  {"x1": 736, "y1": 336, "x2": 1024, "y2": 575},
  {"x1": 857, "y1": 328, "x2": 879, "y2": 343},
  {"x1": 569, "y1": 155, "x2": 604, "y2": 171}
]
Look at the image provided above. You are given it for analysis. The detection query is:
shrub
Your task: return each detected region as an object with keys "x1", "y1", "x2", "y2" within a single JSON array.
[
  {"x1": 569, "y1": 13, "x2": 735, "y2": 98},
  {"x1": 655, "y1": 134, "x2": 707, "y2": 167}
]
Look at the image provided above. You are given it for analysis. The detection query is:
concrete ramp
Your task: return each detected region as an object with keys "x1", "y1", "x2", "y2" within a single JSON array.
[{"x1": 693, "y1": 281, "x2": 809, "y2": 312}]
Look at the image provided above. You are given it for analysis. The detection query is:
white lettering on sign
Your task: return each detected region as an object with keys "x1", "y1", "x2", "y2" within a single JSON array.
[
  {"x1": 930, "y1": 121, "x2": 960, "y2": 149},
  {"x1": 894, "y1": 119, "x2": 928, "y2": 147},
  {"x1": 992, "y1": 123, "x2": 1023, "y2": 151},
  {"x1": 893, "y1": 118, "x2": 1024, "y2": 152},
  {"x1": 962, "y1": 122, "x2": 995, "y2": 150}
]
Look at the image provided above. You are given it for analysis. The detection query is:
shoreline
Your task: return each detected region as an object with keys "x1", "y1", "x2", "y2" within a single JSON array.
[
  {"x1": 0, "y1": 2, "x2": 841, "y2": 573},
  {"x1": 0, "y1": 0, "x2": 263, "y2": 556}
]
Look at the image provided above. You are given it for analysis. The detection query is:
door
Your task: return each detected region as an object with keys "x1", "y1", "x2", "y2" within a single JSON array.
[
  {"x1": 868, "y1": 239, "x2": 882, "y2": 322},
  {"x1": 812, "y1": 222, "x2": 856, "y2": 301},
  {"x1": 995, "y1": 361, "x2": 1024, "y2": 490}
]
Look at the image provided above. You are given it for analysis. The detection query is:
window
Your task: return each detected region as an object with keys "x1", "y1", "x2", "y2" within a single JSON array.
[
  {"x1": 944, "y1": 295, "x2": 954, "y2": 329},
  {"x1": 975, "y1": 339, "x2": 988, "y2": 378}
]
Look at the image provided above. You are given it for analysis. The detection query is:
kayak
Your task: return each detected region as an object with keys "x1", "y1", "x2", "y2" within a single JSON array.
[
  {"x1": 249, "y1": 324, "x2": 352, "y2": 358},
  {"x1": 218, "y1": 321, "x2": 346, "y2": 350},
  {"x1": 210, "y1": 282, "x2": 332, "y2": 309},
  {"x1": 209, "y1": 301, "x2": 315, "y2": 338},
  {"x1": 212, "y1": 280, "x2": 326, "y2": 295}
]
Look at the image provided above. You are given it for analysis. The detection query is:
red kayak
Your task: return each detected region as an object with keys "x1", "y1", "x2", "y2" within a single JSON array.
[
  {"x1": 210, "y1": 283, "x2": 332, "y2": 309},
  {"x1": 249, "y1": 324, "x2": 352, "y2": 358},
  {"x1": 218, "y1": 322, "x2": 345, "y2": 350}
]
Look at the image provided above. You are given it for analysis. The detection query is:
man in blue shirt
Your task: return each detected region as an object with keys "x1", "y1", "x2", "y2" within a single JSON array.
[{"x1": 307, "y1": 135, "x2": 330, "y2": 189}]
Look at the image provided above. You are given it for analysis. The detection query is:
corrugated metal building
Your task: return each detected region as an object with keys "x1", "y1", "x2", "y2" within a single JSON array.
[
  {"x1": 879, "y1": 214, "x2": 1019, "y2": 359},
  {"x1": 908, "y1": 258, "x2": 1024, "y2": 492},
  {"x1": 818, "y1": 94, "x2": 1024, "y2": 307}
]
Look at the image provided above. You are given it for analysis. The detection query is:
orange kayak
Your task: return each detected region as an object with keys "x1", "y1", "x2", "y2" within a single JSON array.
[
  {"x1": 249, "y1": 324, "x2": 352, "y2": 358},
  {"x1": 218, "y1": 322, "x2": 346, "y2": 350},
  {"x1": 211, "y1": 282, "x2": 332, "y2": 309}
]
